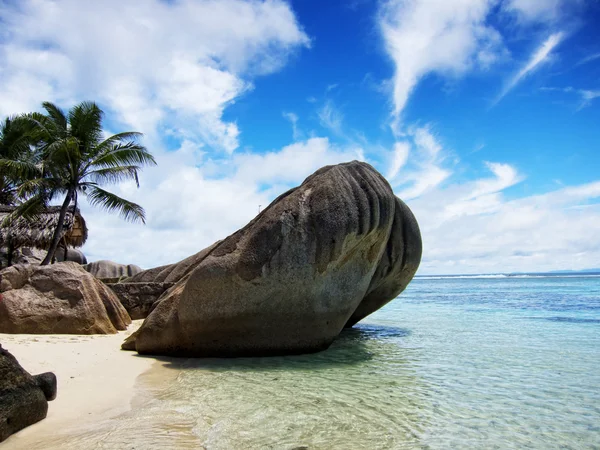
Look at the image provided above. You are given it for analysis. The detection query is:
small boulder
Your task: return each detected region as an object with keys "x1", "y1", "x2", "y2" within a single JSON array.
[
  {"x1": 0, "y1": 344, "x2": 57, "y2": 442},
  {"x1": 0, "y1": 262, "x2": 131, "y2": 334},
  {"x1": 83, "y1": 260, "x2": 142, "y2": 279}
]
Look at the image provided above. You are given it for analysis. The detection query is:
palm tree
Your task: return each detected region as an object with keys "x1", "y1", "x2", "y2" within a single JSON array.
[
  {"x1": 0, "y1": 115, "x2": 39, "y2": 206},
  {"x1": 12, "y1": 101, "x2": 156, "y2": 265}
]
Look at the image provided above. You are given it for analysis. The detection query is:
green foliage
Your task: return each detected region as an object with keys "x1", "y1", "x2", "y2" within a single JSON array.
[
  {"x1": 0, "y1": 101, "x2": 157, "y2": 264},
  {"x1": 0, "y1": 115, "x2": 41, "y2": 206}
]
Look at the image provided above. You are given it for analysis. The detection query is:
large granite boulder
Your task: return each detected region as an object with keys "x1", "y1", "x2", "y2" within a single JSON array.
[
  {"x1": 0, "y1": 262, "x2": 131, "y2": 334},
  {"x1": 55, "y1": 247, "x2": 88, "y2": 265},
  {"x1": 83, "y1": 260, "x2": 142, "y2": 279},
  {"x1": 0, "y1": 345, "x2": 57, "y2": 442},
  {"x1": 123, "y1": 161, "x2": 421, "y2": 356}
]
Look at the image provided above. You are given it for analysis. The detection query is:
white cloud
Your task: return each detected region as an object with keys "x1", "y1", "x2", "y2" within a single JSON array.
[
  {"x1": 0, "y1": 0, "x2": 309, "y2": 151},
  {"x1": 388, "y1": 126, "x2": 452, "y2": 199},
  {"x1": 503, "y1": 0, "x2": 565, "y2": 22},
  {"x1": 2, "y1": 0, "x2": 599, "y2": 277},
  {"x1": 378, "y1": 0, "x2": 503, "y2": 126},
  {"x1": 494, "y1": 32, "x2": 564, "y2": 104},
  {"x1": 406, "y1": 171, "x2": 600, "y2": 274},
  {"x1": 386, "y1": 142, "x2": 410, "y2": 180},
  {"x1": 379, "y1": 124, "x2": 600, "y2": 274}
]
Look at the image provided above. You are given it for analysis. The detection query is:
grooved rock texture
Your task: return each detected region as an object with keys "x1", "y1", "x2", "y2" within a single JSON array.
[
  {"x1": 0, "y1": 262, "x2": 131, "y2": 334},
  {"x1": 0, "y1": 344, "x2": 57, "y2": 442},
  {"x1": 123, "y1": 161, "x2": 421, "y2": 356},
  {"x1": 83, "y1": 260, "x2": 142, "y2": 279}
]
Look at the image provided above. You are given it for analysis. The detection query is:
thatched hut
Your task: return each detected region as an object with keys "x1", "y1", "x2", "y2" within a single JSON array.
[{"x1": 0, "y1": 206, "x2": 88, "y2": 265}]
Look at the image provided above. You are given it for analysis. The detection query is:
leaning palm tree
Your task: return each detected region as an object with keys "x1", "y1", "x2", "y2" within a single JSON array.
[{"x1": 14, "y1": 101, "x2": 156, "y2": 265}]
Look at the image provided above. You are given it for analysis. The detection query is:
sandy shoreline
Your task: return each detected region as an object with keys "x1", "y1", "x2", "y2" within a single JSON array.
[{"x1": 1, "y1": 320, "x2": 159, "y2": 448}]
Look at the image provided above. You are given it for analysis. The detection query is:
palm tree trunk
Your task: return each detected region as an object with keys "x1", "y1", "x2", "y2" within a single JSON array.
[{"x1": 41, "y1": 189, "x2": 73, "y2": 265}]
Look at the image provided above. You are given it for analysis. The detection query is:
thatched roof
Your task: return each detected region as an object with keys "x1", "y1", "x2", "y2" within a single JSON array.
[{"x1": 0, "y1": 205, "x2": 88, "y2": 250}]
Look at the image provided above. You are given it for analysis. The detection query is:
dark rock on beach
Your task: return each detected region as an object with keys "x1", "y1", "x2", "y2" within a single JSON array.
[
  {"x1": 0, "y1": 262, "x2": 131, "y2": 334},
  {"x1": 123, "y1": 161, "x2": 422, "y2": 356},
  {"x1": 0, "y1": 344, "x2": 57, "y2": 442}
]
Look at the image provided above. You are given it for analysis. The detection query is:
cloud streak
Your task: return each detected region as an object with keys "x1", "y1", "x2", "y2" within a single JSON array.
[
  {"x1": 378, "y1": 0, "x2": 502, "y2": 129},
  {"x1": 494, "y1": 32, "x2": 565, "y2": 105}
]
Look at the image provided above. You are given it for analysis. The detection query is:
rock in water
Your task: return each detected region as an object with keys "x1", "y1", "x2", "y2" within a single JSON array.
[
  {"x1": 0, "y1": 262, "x2": 131, "y2": 334},
  {"x1": 0, "y1": 345, "x2": 57, "y2": 442},
  {"x1": 123, "y1": 161, "x2": 421, "y2": 356}
]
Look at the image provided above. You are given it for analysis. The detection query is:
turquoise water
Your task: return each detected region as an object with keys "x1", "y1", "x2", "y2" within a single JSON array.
[{"x1": 35, "y1": 276, "x2": 600, "y2": 449}]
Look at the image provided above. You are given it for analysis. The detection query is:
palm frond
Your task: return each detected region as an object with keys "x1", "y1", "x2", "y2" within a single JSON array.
[
  {"x1": 0, "y1": 158, "x2": 42, "y2": 182},
  {"x1": 86, "y1": 186, "x2": 146, "y2": 223},
  {"x1": 1, "y1": 194, "x2": 49, "y2": 225},
  {"x1": 16, "y1": 177, "x2": 62, "y2": 199},
  {"x1": 87, "y1": 165, "x2": 141, "y2": 187},
  {"x1": 0, "y1": 115, "x2": 34, "y2": 159},
  {"x1": 93, "y1": 131, "x2": 144, "y2": 155},
  {"x1": 90, "y1": 142, "x2": 156, "y2": 169},
  {"x1": 68, "y1": 101, "x2": 104, "y2": 147},
  {"x1": 42, "y1": 102, "x2": 68, "y2": 133},
  {"x1": 44, "y1": 137, "x2": 80, "y2": 170}
]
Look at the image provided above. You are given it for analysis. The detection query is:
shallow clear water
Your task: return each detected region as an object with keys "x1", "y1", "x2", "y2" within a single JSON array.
[{"x1": 32, "y1": 276, "x2": 600, "y2": 449}]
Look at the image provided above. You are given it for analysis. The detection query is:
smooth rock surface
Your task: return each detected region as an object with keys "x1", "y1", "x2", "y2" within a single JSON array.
[
  {"x1": 0, "y1": 262, "x2": 131, "y2": 334},
  {"x1": 83, "y1": 260, "x2": 142, "y2": 279},
  {"x1": 55, "y1": 247, "x2": 88, "y2": 265},
  {"x1": 123, "y1": 161, "x2": 421, "y2": 356},
  {"x1": 0, "y1": 344, "x2": 57, "y2": 442}
]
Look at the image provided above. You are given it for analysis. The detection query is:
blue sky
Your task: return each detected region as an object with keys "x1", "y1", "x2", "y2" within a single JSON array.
[{"x1": 1, "y1": 0, "x2": 599, "y2": 274}]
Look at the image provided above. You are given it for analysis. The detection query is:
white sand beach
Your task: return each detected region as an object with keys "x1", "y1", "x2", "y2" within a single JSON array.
[{"x1": 1, "y1": 320, "x2": 158, "y2": 449}]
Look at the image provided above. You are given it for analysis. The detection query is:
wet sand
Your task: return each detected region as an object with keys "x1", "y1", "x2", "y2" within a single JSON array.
[{"x1": 0, "y1": 320, "x2": 159, "y2": 449}]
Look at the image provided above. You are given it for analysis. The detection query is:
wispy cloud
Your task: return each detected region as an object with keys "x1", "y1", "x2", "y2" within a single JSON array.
[
  {"x1": 503, "y1": 0, "x2": 565, "y2": 23},
  {"x1": 378, "y1": 0, "x2": 503, "y2": 131},
  {"x1": 317, "y1": 100, "x2": 345, "y2": 136},
  {"x1": 386, "y1": 142, "x2": 410, "y2": 180},
  {"x1": 578, "y1": 90, "x2": 600, "y2": 109},
  {"x1": 577, "y1": 52, "x2": 600, "y2": 66},
  {"x1": 282, "y1": 111, "x2": 300, "y2": 140},
  {"x1": 541, "y1": 86, "x2": 600, "y2": 109},
  {"x1": 494, "y1": 32, "x2": 564, "y2": 106},
  {"x1": 387, "y1": 126, "x2": 452, "y2": 199}
]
